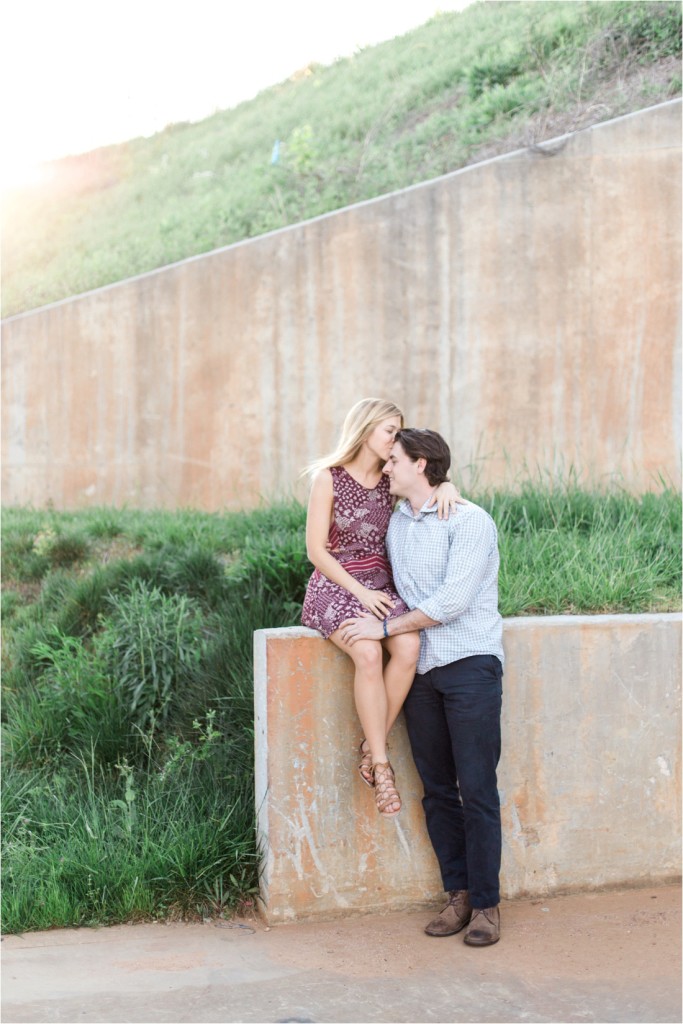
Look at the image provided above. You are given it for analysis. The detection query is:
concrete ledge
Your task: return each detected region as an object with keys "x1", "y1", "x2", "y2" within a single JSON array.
[{"x1": 254, "y1": 614, "x2": 681, "y2": 923}]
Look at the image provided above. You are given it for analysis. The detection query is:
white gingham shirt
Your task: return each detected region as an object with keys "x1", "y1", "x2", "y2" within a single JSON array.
[{"x1": 387, "y1": 498, "x2": 504, "y2": 674}]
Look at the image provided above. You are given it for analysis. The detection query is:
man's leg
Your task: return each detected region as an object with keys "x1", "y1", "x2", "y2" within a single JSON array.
[
  {"x1": 434, "y1": 655, "x2": 503, "y2": 910},
  {"x1": 403, "y1": 669, "x2": 468, "y2": 891}
]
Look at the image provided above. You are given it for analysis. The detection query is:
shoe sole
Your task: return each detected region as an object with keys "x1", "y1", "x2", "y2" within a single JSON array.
[
  {"x1": 424, "y1": 917, "x2": 471, "y2": 937},
  {"x1": 463, "y1": 934, "x2": 500, "y2": 946}
]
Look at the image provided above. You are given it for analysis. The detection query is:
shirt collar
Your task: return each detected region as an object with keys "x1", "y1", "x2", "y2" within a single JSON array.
[{"x1": 397, "y1": 497, "x2": 439, "y2": 520}]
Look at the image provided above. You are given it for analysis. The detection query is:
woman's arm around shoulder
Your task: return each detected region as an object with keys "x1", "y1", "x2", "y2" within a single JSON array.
[{"x1": 429, "y1": 480, "x2": 467, "y2": 520}]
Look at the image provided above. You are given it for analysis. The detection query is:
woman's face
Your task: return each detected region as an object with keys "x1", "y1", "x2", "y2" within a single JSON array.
[{"x1": 365, "y1": 416, "x2": 402, "y2": 462}]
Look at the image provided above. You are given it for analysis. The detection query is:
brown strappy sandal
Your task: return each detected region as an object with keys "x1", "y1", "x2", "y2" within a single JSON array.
[
  {"x1": 372, "y1": 761, "x2": 401, "y2": 816},
  {"x1": 358, "y1": 739, "x2": 374, "y2": 788}
]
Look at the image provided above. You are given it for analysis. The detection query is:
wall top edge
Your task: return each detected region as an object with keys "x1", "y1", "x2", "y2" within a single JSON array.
[
  {"x1": 256, "y1": 627, "x2": 323, "y2": 641},
  {"x1": 501, "y1": 612, "x2": 682, "y2": 627},
  {"x1": 255, "y1": 613, "x2": 682, "y2": 640},
  {"x1": 3, "y1": 98, "x2": 681, "y2": 325}
]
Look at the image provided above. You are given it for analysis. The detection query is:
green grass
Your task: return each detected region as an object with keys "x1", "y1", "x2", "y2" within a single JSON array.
[
  {"x1": 1, "y1": 485, "x2": 680, "y2": 933},
  {"x1": 489, "y1": 484, "x2": 682, "y2": 615},
  {"x1": 2, "y1": 732, "x2": 258, "y2": 930},
  {"x1": 2, "y1": 0, "x2": 680, "y2": 316}
]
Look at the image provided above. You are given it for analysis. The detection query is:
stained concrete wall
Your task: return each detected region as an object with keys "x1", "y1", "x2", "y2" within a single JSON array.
[
  {"x1": 254, "y1": 614, "x2": 681, "y2": 923},
  {"x1": 2, "y1": 101, "x2": 681, "y2": 509}
]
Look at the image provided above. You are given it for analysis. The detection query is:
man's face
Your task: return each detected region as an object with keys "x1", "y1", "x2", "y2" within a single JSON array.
[{"x1": 383, "y1": 440, "x2": 421, "y2": 497}]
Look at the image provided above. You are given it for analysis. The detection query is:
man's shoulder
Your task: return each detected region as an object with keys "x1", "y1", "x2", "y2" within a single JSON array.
[
  {"x1": 453, "y1": 499, "x2": 489, "y2": 519},
  {"x1": 446, "y1": 500, "x2": 497, "y2": 533}
]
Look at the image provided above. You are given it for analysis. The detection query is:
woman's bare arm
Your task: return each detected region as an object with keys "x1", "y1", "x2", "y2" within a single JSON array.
[{"x1": 428, "y1": 480, "x2": 467, "y2": 519}]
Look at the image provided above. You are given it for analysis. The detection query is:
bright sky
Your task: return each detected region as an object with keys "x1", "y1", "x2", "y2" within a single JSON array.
[{"x1": 2, "y1": 0, "x2": 474, "y2": 189}]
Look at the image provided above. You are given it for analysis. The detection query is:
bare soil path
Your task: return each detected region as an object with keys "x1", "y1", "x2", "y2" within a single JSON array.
[{"x1": 2, "y1": 884, "x2": 680, "y2": 1023}]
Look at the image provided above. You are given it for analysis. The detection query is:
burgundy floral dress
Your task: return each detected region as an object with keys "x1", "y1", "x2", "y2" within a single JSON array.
[{"x1": 301, "y1": 466, "x2": 409, "y2": 638}]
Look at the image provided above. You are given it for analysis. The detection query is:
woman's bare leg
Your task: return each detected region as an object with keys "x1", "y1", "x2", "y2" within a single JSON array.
[
  {"x1": 329, "y1": 631, "x2": 389, "y2": 764},
  {"x1": 381, "y1": 631, "x2": 420, "y2": 737}
]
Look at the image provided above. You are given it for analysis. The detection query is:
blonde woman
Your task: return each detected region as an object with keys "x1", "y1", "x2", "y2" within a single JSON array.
[{"x1": 301, "y1": 398, "x2": 462, "y2": 817}]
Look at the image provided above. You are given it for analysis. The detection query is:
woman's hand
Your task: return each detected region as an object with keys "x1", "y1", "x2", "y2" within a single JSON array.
[
  {"x1": 355, "y1": 586, "x2": 395, "y2": 619},
  {"x1": 429, "y1": 481, "x2": 466, "y2": 520}
]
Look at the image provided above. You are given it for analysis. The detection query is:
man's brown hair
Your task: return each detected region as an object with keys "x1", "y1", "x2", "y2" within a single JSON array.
[{"x1": 394, "y1": 428, "x2": 451, "y2": 486}]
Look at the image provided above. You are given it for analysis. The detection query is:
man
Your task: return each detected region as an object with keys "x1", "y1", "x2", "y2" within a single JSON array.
[{"x1": 340, "y1": 428, "x2": 504, "y2": 947}]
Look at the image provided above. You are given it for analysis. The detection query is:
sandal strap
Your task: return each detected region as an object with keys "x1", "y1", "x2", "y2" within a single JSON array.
[
  {"x1": 358, "y1": 739, "x2": 374, "y2": 787},
  {"x1": 372, "y1": 761, "x2": 401, "y2": 815}
]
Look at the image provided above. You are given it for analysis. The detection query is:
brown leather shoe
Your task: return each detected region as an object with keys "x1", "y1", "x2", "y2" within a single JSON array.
[
  {"x1": 424, "y1": 889, "x2": 472, "y2": 936},
  {"x1": 463, "y1": 906, "x2": 500, "y2": 946}
]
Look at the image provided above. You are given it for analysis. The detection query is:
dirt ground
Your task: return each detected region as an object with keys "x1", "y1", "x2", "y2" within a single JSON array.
[
  {"x1": 3, "y1": 884, "x2": 681, "y2": 1023},
  {"x1": 261, "y1": 883, "x2": 681, "y2": 977}
]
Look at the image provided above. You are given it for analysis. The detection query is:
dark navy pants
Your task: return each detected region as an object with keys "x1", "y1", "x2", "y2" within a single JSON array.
[{"x1": 403, "y1": 654, "x2": 503, "y2": 909}]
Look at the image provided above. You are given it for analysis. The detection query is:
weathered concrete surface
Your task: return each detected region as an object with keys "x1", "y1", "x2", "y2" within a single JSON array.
[
  {"x1": 2, "y1": 101, "x2": 681, "y2": 509},
  {"x1": 255, "y1": 615, "x2": 681, "y2": 924},
  {"x1": 2, "y1": 886, "x2": 681, "y2": 1023}
]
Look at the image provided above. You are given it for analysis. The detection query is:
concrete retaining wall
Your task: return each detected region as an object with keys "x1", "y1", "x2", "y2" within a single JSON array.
[
  {"x1": 254, "y1": 614, "x2": 681, "y2": 923},
  {"x1": 2, "y1": 101, "x2": 681, "y2": 509}
]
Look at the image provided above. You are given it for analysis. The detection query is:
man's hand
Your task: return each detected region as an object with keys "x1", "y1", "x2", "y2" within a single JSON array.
[{"x1": 339, "y1": 612, "x2": 384, "y2": 645}]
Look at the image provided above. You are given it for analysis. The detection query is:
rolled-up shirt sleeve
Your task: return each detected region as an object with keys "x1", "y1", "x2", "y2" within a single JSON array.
[{"x1": 417, "y1": 513, "x2": 496, "y2": 624}]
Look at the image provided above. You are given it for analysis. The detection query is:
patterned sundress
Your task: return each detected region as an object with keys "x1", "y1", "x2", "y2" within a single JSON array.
[{"x1": 301, "y1": 465, "x2": 409, "y2": 638}]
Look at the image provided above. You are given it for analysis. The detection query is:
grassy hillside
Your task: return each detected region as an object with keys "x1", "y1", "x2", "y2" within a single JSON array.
[{"x1": 2, "y1": 0, "x2": 680, "y2": 317}]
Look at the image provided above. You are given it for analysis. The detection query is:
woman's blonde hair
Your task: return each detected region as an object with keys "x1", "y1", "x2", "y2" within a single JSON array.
[{"x1": 303, "y1": 398, "x2": 404, "y2": 476}]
